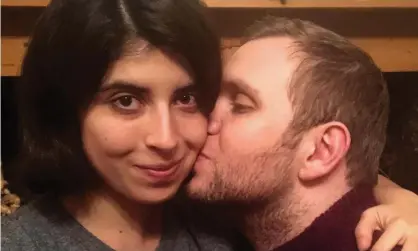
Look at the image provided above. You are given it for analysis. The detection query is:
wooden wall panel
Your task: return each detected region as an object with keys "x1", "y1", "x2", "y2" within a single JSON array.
[
  {"x1": 2, "y1": 0, "x2": 49, "y2": 7},
  {"x1": 221, "y1": 37, "x2": 418, "y2": 72},
  {"x1": 207, "y1": 8, "x2": 418, "y2": 37},
  {"x1": 4, "y1": 0, "x2": 418, "y2": 8},
  {"x1": 205, "y1": 0, "x2": 418, "y2": 8},
  {"x1": 211, "y1": 8, "x2": 418, "y2": 72},
  {"x1": 1, "y1": 37, "x2": 29, "y2": 76},
  {"x1": 2, "y1": 4, "x2": 418, "y2": 75}
]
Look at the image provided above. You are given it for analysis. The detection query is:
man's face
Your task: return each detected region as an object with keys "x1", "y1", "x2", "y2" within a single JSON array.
[{"x1": 187, "y1": 37, "x2": 301, "y2": 203}]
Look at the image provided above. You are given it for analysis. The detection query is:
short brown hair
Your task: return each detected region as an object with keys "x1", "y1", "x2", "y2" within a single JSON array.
[{"x1": 245, "y1": 16, "x2": 389, "y2": 186}]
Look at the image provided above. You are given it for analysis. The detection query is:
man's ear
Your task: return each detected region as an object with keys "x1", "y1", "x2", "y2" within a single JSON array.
[{"x1": 298, "y1": 122, "x2": 351, "y2": 182}]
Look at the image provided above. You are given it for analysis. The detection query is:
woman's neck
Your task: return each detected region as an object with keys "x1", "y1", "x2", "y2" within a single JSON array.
[{"x1": 63, "y1": 188, "x2": 164, "y2": 251}]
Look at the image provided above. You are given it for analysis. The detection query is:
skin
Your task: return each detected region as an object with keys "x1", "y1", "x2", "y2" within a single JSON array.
[
  {"x1": 187, "y1": 36, "x2": 418, "y2": 251},
  {"x1": 360, "y1": 176, "x2": 418, "y2": 251},
  {"x1": 189, "y1": 37, "x2": 319, "y2": 250},
  {"x1": 67, "y1": 44, "x2": 207, "y2": 251},
  {"x1": 188, "y1": 37, "x2": 297, "y2": 205}
]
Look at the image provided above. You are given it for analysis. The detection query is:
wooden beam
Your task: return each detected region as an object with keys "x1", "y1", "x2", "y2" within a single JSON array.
[
  {"x1": 3, "y1": 0, "x2": 418, "y2": 8},
  {"x1": 351, "y1": 37, "x2": 418, "y2": 72},
  {"x1": 222, "y1": 37, "x2": 418, "y2": 72},
  {"x1": 2, "y1": 36, "x2": 417, "y2": 76},
  {"x1": 209, "y1": 7, "x2": 418, "y2": 72},
  {"x1": 205, "y1": 0, "x2": 418, "y2": 8},
  {"x1": 207, "y1": 8, "x2": 418, "y2": 38},
  {"x1": 1, "y1": 0, "x2": 49, "y2": 7},
  {"x1": 2, "y1": 2, "x2": 418, "y2": 75},
  {"x1": 1, "y1": 37, "x2": 28, "y2": 77}
]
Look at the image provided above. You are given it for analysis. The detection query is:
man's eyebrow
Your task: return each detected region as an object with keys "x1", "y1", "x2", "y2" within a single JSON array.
[{"x1": 100, "y1": 80, "x2": 150, "y2": 95}]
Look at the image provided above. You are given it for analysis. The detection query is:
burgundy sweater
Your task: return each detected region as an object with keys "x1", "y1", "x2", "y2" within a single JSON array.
[{"x1": 273, "y1": 185, "x2": 401, "y2": 251}]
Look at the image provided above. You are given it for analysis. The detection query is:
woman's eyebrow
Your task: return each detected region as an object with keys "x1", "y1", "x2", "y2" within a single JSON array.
[
  {"x1": 100, "y1": 80, "x2": 150, "y2": 96},
  {"x1": 174, "y1": 83, "x2": 196, "y2": 93}
]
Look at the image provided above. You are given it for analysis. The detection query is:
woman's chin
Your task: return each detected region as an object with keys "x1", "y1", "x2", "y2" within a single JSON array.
[{"x1": 126, "y1": 184, "x2": 182, "y2": 205}]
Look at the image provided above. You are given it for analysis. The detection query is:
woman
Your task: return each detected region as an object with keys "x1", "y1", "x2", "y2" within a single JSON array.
[
  {"x1": 2, "y1": 0, "x2": 228, "y2": 250},
  {"x1": 1, "y1": 0, "x2": 417, "y2": 250}
]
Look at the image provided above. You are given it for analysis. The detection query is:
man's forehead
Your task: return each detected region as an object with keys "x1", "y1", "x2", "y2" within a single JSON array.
[
  {"x1": 223, "y1": 36, "x2": 297, "y2": 93},
  {"x1": 236, "y1": 36, "x2": 294, "y2": 60}
]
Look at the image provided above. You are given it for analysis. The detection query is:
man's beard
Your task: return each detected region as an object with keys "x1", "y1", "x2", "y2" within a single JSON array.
[
  {"x1": 186, "y1": 133, "x2": 306, "y2": 248},
  {"x1": 188, "y1": 137, "x2": 298, "y2": 207}
]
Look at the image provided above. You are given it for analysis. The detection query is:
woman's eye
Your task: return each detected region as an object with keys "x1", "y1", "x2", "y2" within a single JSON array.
[
  {"x1": 175, "y1": 93, "x2": 197, "y2": 107},
  {"x1": 112, "y1": 95, "x2": 143, "y2": 112}
]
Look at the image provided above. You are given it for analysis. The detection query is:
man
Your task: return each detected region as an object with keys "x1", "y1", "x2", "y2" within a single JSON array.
[{"x1": 187, "y1": 16, "x2": 399, "y2": 251}]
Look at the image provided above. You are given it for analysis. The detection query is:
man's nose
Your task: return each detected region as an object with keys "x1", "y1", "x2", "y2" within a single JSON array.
[
  {"x1": 208, "y1": 118, "x2": 221, "y2": 135},
  {"x1": 145, "y1": 111, "x2": 178, "y2": 156},
  {"x1": 207, "y1": 101, "x2": 223, "y2": 135}
]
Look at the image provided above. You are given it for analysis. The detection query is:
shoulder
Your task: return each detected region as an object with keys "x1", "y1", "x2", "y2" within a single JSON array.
[
  {"x1": 1, "y1": 196, "x2": 79, "y2": 251},
  {"x1": 2, "y1": 202, "x2": 43, "y2": 250}
]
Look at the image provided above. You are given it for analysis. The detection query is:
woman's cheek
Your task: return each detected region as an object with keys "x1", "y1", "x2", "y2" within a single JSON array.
[{"x1": 179, "y1": 115, "x2": 208, "y2": 150}]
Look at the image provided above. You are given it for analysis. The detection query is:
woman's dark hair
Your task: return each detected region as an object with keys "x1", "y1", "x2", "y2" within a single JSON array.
[{"x1": 16, "y1": 0, "x2": 222, "y2": 197}]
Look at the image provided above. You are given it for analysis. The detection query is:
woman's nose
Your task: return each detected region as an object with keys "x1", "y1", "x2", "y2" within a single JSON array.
[{"x1": 145, "y1": 112, "x2": 178, "y2": 156}]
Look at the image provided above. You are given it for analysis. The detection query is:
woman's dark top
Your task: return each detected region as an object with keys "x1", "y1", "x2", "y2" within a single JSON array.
[{"x1": 1, "y1": 195, "x2": 237, "y2": 251}]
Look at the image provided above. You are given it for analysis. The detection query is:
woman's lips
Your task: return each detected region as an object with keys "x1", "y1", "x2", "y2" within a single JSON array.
[
  {"x1": 134, "y1": 161, "x2": 182, "y2": 181},
  {"x1": 143, "y1": 166, "x2": 178, "y2": 179}
]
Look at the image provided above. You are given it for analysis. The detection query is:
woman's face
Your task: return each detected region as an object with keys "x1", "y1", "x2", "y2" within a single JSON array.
[{"x1": 82, "y1": 45, "x2": 207, "y2": 203}]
